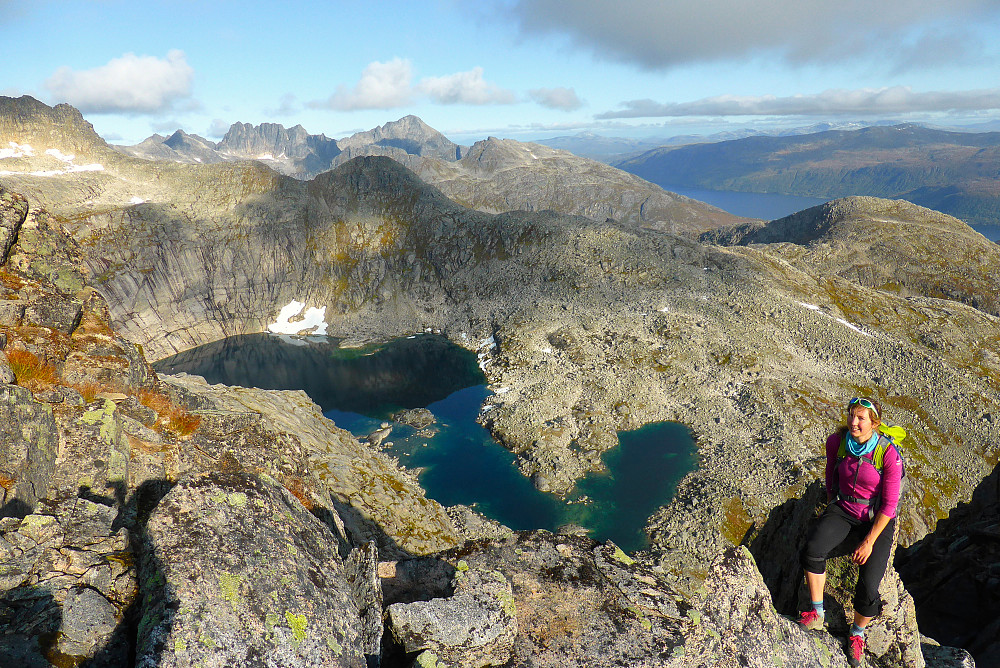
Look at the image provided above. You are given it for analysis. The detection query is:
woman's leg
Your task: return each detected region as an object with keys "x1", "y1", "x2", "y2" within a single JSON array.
[
  {"x1": 853, "y1": 516, "x2": 897, "y2": 619},
  {"x1": 800, "y1": 506, "x2": 854, "y2": 613}
]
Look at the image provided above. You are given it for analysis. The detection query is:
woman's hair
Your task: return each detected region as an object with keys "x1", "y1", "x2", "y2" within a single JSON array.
[{"x1": 847, "y1": 397, "x2": 883, "y2": 428}]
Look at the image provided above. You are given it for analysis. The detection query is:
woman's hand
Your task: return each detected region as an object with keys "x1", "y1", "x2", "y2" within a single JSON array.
[{"x1": 852, "y1": 538, "x2": 874, "y2": 565}]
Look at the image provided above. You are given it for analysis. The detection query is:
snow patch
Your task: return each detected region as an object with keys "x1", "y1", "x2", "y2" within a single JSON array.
[
  {"x1": 45, "y1": 148, "x2": 74, "y2": 162},
  {"x1": 0, "y1": 142, "x2": 34, "y2": 159},
  {"x1": 267, "y1": 300, "x2": 328, "y2": 335},
  {"x1": 836, "y1": 318, "x2": 871, "y2": 337},
  {"x1": 798, "y1": 301, "x2": 871, "y2": 337},
  {"x1": 129, "y1": 197, "x2": 145, "y2": 205},
  {"x1": 257, "y1": 153, "x2": 275, "y2": 161}
]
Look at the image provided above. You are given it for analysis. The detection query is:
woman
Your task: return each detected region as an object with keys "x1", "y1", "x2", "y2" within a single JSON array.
[{"x1": 797, "y1": 397, "x2": 903, "y2": 668}]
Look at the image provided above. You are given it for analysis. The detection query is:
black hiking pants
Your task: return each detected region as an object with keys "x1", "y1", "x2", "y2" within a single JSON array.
[{"x1": 800, "y1": 502, "x2": 896, "y2": 618}]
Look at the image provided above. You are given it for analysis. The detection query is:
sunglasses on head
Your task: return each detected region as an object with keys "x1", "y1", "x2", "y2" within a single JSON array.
[{"x1": 849, "y1": 397, "x2": 879, "y2": 419}]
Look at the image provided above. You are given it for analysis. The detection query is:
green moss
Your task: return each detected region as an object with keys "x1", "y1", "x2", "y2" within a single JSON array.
[
  {"x1": 285, "y1": 611, "x2": 307, "y2": 644},
  {"x1": 456, "y1": 560, "x2": 469, "y2": 572},
  {"x1": 326, "y1": 636, "x2": 343, "y2": 655},
  {"x1": 219, "y1": 572, "x2": 243, "y2": 609},
  {"x1": 174, "y1": 638, "x2": 187, "y2": 653},
  {"x1": 416, "y1": 650, "x2": 446, "y2": 668},
  {"x1": 227, "y1": 492, "x2": 248, "y2": 507},
  {"x1": 687, "y1": 609, "x2": 701, "y2": 625},
  {"x1": 611, "y1": 545, "x2": 635, "y2": 566},
  {"x1": 812, "y1": 636, "x2": 833, "y2": 667},
  {"x1": 265, "y1": 612, "x2": 280, "y2": 632}
]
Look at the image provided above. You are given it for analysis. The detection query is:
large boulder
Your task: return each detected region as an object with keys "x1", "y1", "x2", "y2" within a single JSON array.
[
  {"x1": 388, "y1": 565, "x2": 517, "y2": 668},
  {"x1": 0, "y1": 384, "x2": 58, "y2": 518},
  {"x1": 135, "y1": 472, "x2": 368, "y2": 667}
]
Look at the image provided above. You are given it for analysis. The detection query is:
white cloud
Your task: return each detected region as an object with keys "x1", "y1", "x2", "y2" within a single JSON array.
[
  {"x1": 528, "y1": 86, "x2": 583, "y2": 111},
  {"x1": 597, "y1": 87, "x2": 1000, "y2": 119},
  {"x1": 418, "y1": 67, "x2": 516, "y2": 105},
  {"x1": 312, "y1": 58, "x2": 414, "y2": 111},
  {"x1": 44, "y1": 50, "x2": 194, "y2": 114},
  {"x1": 311, "y1": 60, "x2": 515, "y2": 110},
  {"x1": 268, "y1": 93, "x2": 300, "y2": 117},
  {"x1": 208, "y1": 119, "x2": 232, "y2": 138},
  {"x1": 506, "y1": 0, "x2": 999, "y2": 72}
]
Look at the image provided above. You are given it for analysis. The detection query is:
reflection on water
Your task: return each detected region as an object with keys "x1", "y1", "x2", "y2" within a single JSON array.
[
  {"x1": 156, "y1": 333, "x2": 696, "y2": 552},
  {"x1": 154, "y1": 333, "x2": 484, "y2": 417}
]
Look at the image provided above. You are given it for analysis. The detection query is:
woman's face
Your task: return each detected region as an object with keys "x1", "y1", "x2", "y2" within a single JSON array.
[{"x1": 848, "y1": 406, "x2": 877, "y2": 443}]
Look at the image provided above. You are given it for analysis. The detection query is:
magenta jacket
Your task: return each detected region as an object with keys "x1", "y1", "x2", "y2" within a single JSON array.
[{"x1": 825, "y1": 431, "x2": 903, "y2": 521}]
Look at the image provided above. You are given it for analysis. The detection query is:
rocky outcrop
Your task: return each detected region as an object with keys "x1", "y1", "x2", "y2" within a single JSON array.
[
  {"x1": 746, "y1": 481, "x2": 924, "y2": 668},
  {"x1": 136, "y1": 472, "x2": 367, "y2": 668},
  {"x1": 896, "y1": 460, "x2": 1000, "y2": 667}
]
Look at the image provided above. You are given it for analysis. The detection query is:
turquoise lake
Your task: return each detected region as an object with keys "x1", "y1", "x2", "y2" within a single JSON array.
[{"x1": 155, "y1": 333, "x2": 696, "y2": 552}]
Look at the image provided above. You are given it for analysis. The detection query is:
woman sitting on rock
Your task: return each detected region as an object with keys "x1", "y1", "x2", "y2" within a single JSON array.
[{"x1": 797, "y1": 397, "x2": 903, "y2": 668}]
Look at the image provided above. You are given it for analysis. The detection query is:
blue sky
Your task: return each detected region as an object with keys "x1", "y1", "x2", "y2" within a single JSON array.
[{"x1": 3, "y1": 0, "x2": 1000, "y2": 145}]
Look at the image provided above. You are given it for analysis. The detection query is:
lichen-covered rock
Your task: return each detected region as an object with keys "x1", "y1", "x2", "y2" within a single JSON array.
[
  {"x1": 136, "y1": 472, "x2": 367, "y2": 667},
  {"x1": 694, "y1": 545, "x2": 851, "y2": 667},
  {"x1": 0, "y1": 186, "x2": 28, "y2": 264},
  {"x1": 0, "y1": 384, "x2": 58, "y2": 517},
  {"x1": 388, "y1": 566, "x2": 517, "y2": 668},
  {"x1": 345, "y1": 541, "x2": 383, "y2": 659},
  {"x1": 0, "y1": 494, "x2": 135, "y2": 666},
  {"x1": 384, "y1": 531, "x2": 692, "y2": 667},
  {"x1": 160, "y1": 372, "x2": 461, "y2": 558}
]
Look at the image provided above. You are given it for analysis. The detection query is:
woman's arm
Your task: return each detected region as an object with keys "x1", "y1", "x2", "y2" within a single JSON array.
[{"x1": 852, "y1": 512, "x2": 892, "y2": 565}]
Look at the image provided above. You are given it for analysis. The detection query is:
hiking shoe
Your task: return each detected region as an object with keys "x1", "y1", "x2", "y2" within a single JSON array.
[
  {"x1": 846, "y1": 634, "x2": 865, "y2": 667},
  {"x1": 796, "y1": 609, "x2": 824, "y2": 631}
]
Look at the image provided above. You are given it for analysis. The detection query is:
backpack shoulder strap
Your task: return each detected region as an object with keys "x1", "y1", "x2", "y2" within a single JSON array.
[{"x1": 872, "y1": 434, "x2": 890, "y2": 471}]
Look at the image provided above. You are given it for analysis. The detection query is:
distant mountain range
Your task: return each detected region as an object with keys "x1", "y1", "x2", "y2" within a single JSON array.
[
  {"x1": 616, "y1": 123, "x2": 1000, "y2": 227},
  {"x1": 533, "y1": 122, "x2": 886, "y2": 163},
  {"x1": 0, "y1": 96, "x2": 742, "y2": 237},
  {"x1": 113, "y1": 112, "x2": 743, "y2": 233}
]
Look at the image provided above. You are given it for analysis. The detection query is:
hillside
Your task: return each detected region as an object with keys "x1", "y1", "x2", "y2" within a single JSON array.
[{"x1": 618, "y1": 123, "x2": 1000, "y2": 226}]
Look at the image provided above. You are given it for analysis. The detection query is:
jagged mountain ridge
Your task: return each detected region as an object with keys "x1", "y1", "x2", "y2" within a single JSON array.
[{"x1": 110, "y1": 107, "x2": 744, "y2": 234}]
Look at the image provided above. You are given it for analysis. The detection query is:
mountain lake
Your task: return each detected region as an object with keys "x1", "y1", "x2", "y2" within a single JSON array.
[{"x1": 154, "y1": 333, "x2": 697, "y2": 553}]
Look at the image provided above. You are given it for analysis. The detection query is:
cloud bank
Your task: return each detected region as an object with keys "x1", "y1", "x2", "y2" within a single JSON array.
[
  {"x1": 528, "y1": 87, "x2": 583, "y2": 111},
  {"x1": 310, "y1": 59, "x2": 519, "y2": 110},
  {"x1": 597, "y1": 87, "x2": 1000, "y2": 118},
  {"x1": 45, "y1": 50, "x2": 194, "y2": 114},
  {"x1": 506, "y1": 0, "x2": 998, "y2": 72}
]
